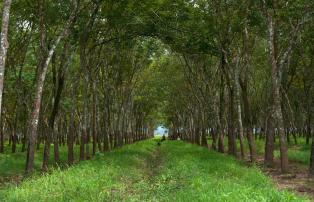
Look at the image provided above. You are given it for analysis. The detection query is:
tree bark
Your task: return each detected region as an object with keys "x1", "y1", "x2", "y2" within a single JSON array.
[
  {"x1": 0, "y1": 116, "x2": 3, "y2": 153},
  {"x1": 25, "y1": 1, "x2": 77, "y2": 173},
  {"x1": 68, "y1": 80, "x2": 78, "y2": 165},
  {"x1": 265, "y1": 115, "x2": 275, "y2": 166},
  {"x1": 0, "y1": 0, "x2": 12, "y2": 152},
  {"x1": 235, "y1": 63, "x2": 245, "y2": 159},
  {"x1": 241, "y1": 26, "x2": 256, "y2": 162},
  {"x1": 42, "y1": 43, "x2": 68, "y2": 169},
  {"x1": 92, "y1": 80, "x2": 97, "y2": 155},
  {"x1": 218, "y1": 74, "x2": 225, "y2": 153},
  {"x1": 310, "y1": 133, "x2": 314, "y2": 176},
  {"x1": 227, "y1": 87, "x2": 236, "y2": 156},
  {"x1": 267, "y1": 12, "x2": 289, "y2": 173}
]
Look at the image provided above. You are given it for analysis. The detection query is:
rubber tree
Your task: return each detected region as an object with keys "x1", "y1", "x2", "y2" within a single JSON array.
[{"x1": 0, "y1": 0, "x2": 12, "y2": 153}]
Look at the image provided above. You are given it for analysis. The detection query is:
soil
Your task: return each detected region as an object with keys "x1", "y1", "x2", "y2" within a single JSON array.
[{"x1": 254, "y1": 156, "x2": 314, "y2": 201}]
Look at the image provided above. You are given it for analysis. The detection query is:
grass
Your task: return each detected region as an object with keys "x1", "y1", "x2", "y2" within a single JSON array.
[
  {"x1": 0, "y1": 139, "x2": 309, "y2": 201},
  {"x1": 0, "y1": 143, "x2": 81, "y2": 178},
  {"x1": 275, "y1": 142, "x2": 311, "y2": 165},
  {"x1": 2, "y1": 135, "x2": 310, "y2": 181},
  {"x1": 208, "y1": 136, "x2": 312, "y2": 165},
  {"x1": 0, "y1": 140, "x2": 156, "y2": 201}
]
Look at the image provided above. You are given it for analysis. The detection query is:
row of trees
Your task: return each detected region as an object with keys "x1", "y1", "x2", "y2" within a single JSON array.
[
  {"x1": 0, "y1": 0, "x2": 158, "y2": 173},
  {"x1": 0, "y1": 0, "x2": 313, "y2": 175},
  {"x1": 155, "y1": 0, "x2": 314, "y2": 175}
]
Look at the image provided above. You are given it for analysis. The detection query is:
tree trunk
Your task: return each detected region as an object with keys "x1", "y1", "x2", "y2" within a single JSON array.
[
  {"x1": 53, "y1": 128, "x2": 60, "y2": 164},
  {"x1": 0, "y1": 117, "x2": 3, "y2": 153},
  {"x1": 227, "y1": 87, "x2": 237, "y2": 156},
  {"x1": 0, "y1": 0, "x2": 12, "y2": 136},
  {"x1": 310, "y1": 132, "x2": 314, "y2": 176},
  {"x1": 265, "y1": 116, "x2": 275, "y2": 167},
  {"x1": 92, "y1": 80, "x2": 97, "y2": 155},
  {"x1": 211, "y1": 128, "x2": 217, "y2": 151},
  {"x1": 11, "y1": 128, "x2": 17, "y2": 153},
  {"x1": 25, "y1": 0, "x2": 77, "y2": 172},
  {"x1": 68, "y1": 81, "x2": 78, "y2": 165},
  {"x1": 218, "y1": 74, "x2": 225, "y2": 153},
  {"x1": 241, "y1": 25, "x2": 256, "y2": 162},
  {"x1": 42, "y1": 43, "x2": 68, "y2": 169},
  {"x1": 21, "y1": 125, "x2": 27, "y2": 152},
  {"x1": 235, "y1": 63, "x2": 245, "y2": 158},
  {"x1": 241, "y1": 82, "x2": 256, "y2": 162},
  {"x1": 25, "y1": 38, "x2": 62, "y2": 173},
  {"x1": 79, "y1": 45, "x2": 88, "y2": 161},
  {"x1": 306, "y1": 114, "x2": 311, "y2": 145},
  {"x1": 201, "y1": 128, "x2": 208, "y2": 148},
  {"x1": 267, "y1": 13, "x2": 289, "y2": 173}
]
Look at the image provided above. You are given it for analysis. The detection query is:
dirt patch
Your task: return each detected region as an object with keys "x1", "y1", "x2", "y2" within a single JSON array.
[
  {"x1": 0, "y1": 174, "x2": 23, "y2": 188},
  {"x1": 253, "y1": 156, "x2": 314, "y2": 201},
  {"x1": 118, "y1": 143, "x2": 164, "y2": 199},
  {"x1": 143, "y1": 145, "x2": 163, "y2": 182}
]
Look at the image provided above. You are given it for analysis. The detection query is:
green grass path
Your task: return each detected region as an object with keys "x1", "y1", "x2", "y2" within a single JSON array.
[{"x1": 0, "y1": 139, "x2": 309, "y2": 201}]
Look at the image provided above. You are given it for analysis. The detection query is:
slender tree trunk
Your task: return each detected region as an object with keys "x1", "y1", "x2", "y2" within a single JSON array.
[
  {"x1": 235, "y1": 63, "x2": 245, "y2": 158},
  {"x1": 97, "y1": 107, "x2": 102, "y2": 151},
  {"x1": 218, "y1": 75, "x2": 225, "y2": 153},
  {"x1": 0, "y1": 0, "x2": 12, "y2": 154},
  {"x1": 241, "y1": 82, "x2": 256, "y2": 162},
  {"x1": 211, "y1": 128, "x2": 217, "y2": 151},
  {"x1": 68, "y1": 81, "x2": 78, "y2": 165},
  {"x1": 0, "y1": 116, "x2": 3, "y2": 153},
  {"x1": 310, "y1": 132, "x2": 314, "y2": 176},
  {"x1": 11, "y1": 106, "x2": 19, "y2": 154},
  {"x1": 25, "y1": 0, "x2": 77, "y2": 173},
  {"x1": 21, "y1": 125, "x2": 27, "y2": 152},
  {"x1": 68, "y1": 119, "x2": 75, "y2": 165},
  {"x1": 25, "y1": 38, "x2": 62, "y2": 173},
  {"x1": 11, "y1": 127, "x2": 17, "y2": 153},
  {"x1": 103, "y1": 103, "x2": 110, "y2": 152},
  {"x1": 265, "y1": 116, "x2": 275, "y2": 166},
  {"x1": 201, "y1": 128, "x2": 208, "y2": 148},
  {"x1": 221, "y1": 52, "x2": 236, "y2": 156},
  {"x1": 306, "y1": 114, "x2": 311, "y2": 145},
  {"x1": 227, "y1": 87, "x2": 237, "y2": 156},
  {"x1": 25, "y1": 80, "x2": 44, "y2": 172},
  {"x1": 92, "y1": 80, "x2": 97, "y2": 155},
  {"x1": 53, "y1": 128, "x2": 60, "y2": 164},
  {"x1": 267, "y1": 13, "x2": 288, "y2": 173},
  {"x1": 42, "y1": 44, "x2": 68, "y2": 169},
  {"x1": 241, "y1": 26, "x2": 256, "y2": 162}
]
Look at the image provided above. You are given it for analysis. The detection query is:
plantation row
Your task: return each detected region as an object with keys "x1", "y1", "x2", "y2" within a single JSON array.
[
  {"x1": 0, "y1": 140, "x2": 309, "y2": 201},
  {"x1": 0, "y1": 0, "x2": 313, "y2": 194}
]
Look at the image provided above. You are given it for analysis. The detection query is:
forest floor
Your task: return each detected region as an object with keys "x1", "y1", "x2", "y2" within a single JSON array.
[
  {"x1": 207, "y1": 137, "x2": 314, "y2": 200},
  {"x1": 0, "y1": 143, "x2": 81, "y2": 188},
  {"x1": 254, "y1": 156, "x2": 314, "y2": 200},
  {"x1": 0, "y1": 139, "x2": 309, "y2": 201}
]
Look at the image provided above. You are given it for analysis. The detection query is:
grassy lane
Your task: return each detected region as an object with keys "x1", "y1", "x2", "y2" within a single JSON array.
[
  {"x1": 0, "y1": 139, "x2": 309, "y2": 201},
  {"x1": 0, "y1": 140, "x2": 157, "y2": 201},
  {"x1": 148, "y1": 141, "x2": 308, "y2": 201}
]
